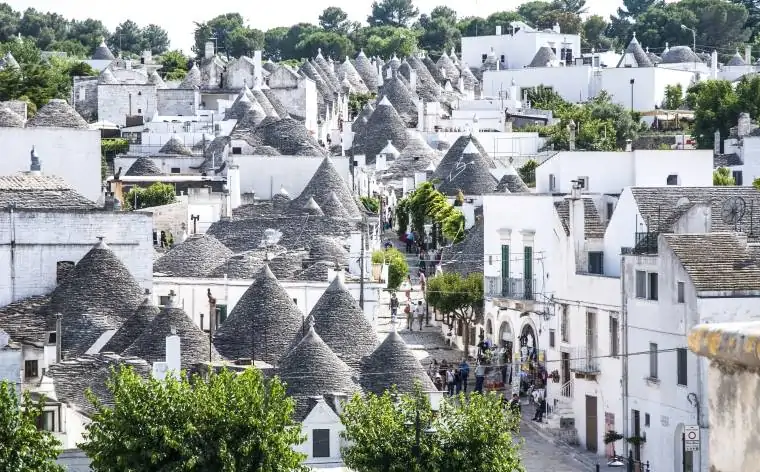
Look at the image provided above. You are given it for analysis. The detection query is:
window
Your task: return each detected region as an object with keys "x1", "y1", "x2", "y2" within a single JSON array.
[
  {"x1": 313, "y1": 429, "x2": 330, "y2": 458},
  {"x1": 524, "y1": 245, "x2": 533, "y2": 299},
  {"x1": 677, "y1": 282, "x2": 685, "y2": 303},
  {"x1": 469, "y1": 326, "x2": 477, "y2": 346},
  {"x1": 500, "y1": 244, "x2": 509, "y2": 296},
  {"x1": 677, "y1": 348, "x2": 688, "y2": 386},
  {"x1": 56, "y1": 261, "x2": 74, "y2": 285},
  {"x1": 170, "y1": 167, "x2": 181, "y2": 174},
  {"x1": 47, "y1": 332, "x2": 56, "y2": 345},
  {"x1": 635, "y1": 270, "x2": 647, "y2": 298},
  {"x1": 609, "y1": 315, "x2": 619, "y2": 358},
  {"x1": 137, "y1": 91, "x2": 142, "y2": 96},
  {"x1": 666, "y1": 174, "x2": 679, "y2": 185},
  {"x1": 159, "y1": 295, "x2": 171, "y2": 306},
  {"x1": 500, "y1": 54, "x2": 505, "y2": 63},
  {"x1": 549, "y1": 329, "x2": 556, "y2": 348},
  {"x1": 216, "y1": 304, "x2": 228, "y2": 326},
  {"x1": 24, "y1": 360, "x2": 38, "y2": 379},
  {"x1": 733, "y1": 170, "x2": 743, "y2": 186},
  {"x1": 577, "y1": 176, "x2": 588, "y2": 189},
  {"x1": 649, "y1": 343, "x2": 658, "y2": 379},
  {"x1": 588, "y1": 252, "x2": 604, "y2": 274},
  {"x1": 648, "y1": 273, "x2": 658, "y2": 300},
  {"x1": 586, "y1": 311, "x2": 597, "y2": 359},
  {"x1": 560, "y1": 305, "x2": 569, "y2": 342},
  {"x1": 644, "y1": 413, "x2": 650, "y2": 427},
  {"x1": 137, "y1": 108, "x2": 142, "y2": 114},
  {"x1": 607, "y1": 202, "x2": 614, "y2": 220},
  {"x1": 36, "y1": 411, "x2": 55, "y2": 432},
  {"x1": 481, "y1": 53, "x2": 487, "y2": 63},
  {"x1": 232, "y1": 147, "x2": 242, "y2": 155}
]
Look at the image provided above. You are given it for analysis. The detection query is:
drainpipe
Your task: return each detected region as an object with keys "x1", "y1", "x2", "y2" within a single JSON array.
[
  {"x1": 620, "y1": 256, "x2": 629, "y2": 440},
  {"x1": 55, "y1": 313, "x2": 62, "y2": 363},
  {"x1": 9, "y1": 204, "x2": 16, "y2": 302}
]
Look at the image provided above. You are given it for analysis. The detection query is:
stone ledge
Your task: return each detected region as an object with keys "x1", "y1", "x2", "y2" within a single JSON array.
[{"x1": 688, "y1": 322, "x2": 760, "y2": 367}]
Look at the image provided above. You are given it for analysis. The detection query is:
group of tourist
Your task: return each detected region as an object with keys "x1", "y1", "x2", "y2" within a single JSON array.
[{"x1": 428, "y1": 358, "x2": 471, "y2": 396}]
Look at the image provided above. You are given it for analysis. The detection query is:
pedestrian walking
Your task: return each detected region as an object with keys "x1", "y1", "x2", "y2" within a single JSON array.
[
  {"x1": 390, "y1": 292, "x2": 399, "y2": 324},
  {"x1": 474, "y1": 362, "x2": 486, "y2": 393},
  {"x1": 419, "y1": 271, "x2": 426, "y2": 293},
  {"x1": 446, "y1": 368, "x2": 455, "y2": 396},
  {"x1": 459, "y1": 358, "x2": 470, "y2": 393},
  {"x1": 454, "y1": 369, "x2": 462, "y2": 394},
  {"x1": 532, "y1": 397, "x2": 546, "y2": 422},
  {"x1": 405, "y1": 302, "x2": 413, "y2": 331},
  {"x1": 415, "y1": 301, "x2": 424, "y2": 330}
]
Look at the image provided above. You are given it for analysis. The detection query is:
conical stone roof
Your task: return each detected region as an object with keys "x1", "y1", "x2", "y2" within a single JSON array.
[
  {"x1": 407, "y1": 55, "x2": 441, "y2": 102},
  {"x1": 361, "y1": 330, "x2": 436, "y2": 395},
  {"x1": 352, "y1": 50, "x2": 379, "y2": 93},
  {"x1": 434, "y1": 134, "x2": 494, "y2": 182},
  {"x1": 27, "y1": 99, "x2": 88, "y2": 129},
  {"x1": 308, "y1": 235, "x2": 349, "y2": 267},
  {"x1": 528, "y1": 46, "x2": 558, "y2": 68},
  {"x1": 251, "y1": 89, "x2": 279, "y2": 118},
  {"x1": 495, "y1": 167, "x2": 530, "y2": 193},
  {"x1": 179, "y1": 63, "x2": 201, "y2": 88},
  {"x1": 379, "y1": 76, "x2": 418, "y2": 127},
  {"x1": 339, "y1": 56, "x2": 369, "y2": 94},
  {"x1": 0, "y1": 106, "x2": 25, "y2": 128},
  {"x1": 153, "y1": 234, "x2": 233, "y2": 278},
  {"x1": 300, "y1": 60, "x2": 335, "y2": 111},
  {"x1": 102, "y1": 296, "x2": 160, "y2": 354},
  {"x1": 252, "y1": 117, "x2": 326, "y2": 156},
  {"x1": 352, "y1": 103, "x2": 374, "y2": 134},
  {"x1": 230, "y1": 106, "x2": 267, "y2": 138},
  {"x1": 261, "y1": 89, "x2": 290, "y2": 118},
  {"x1": 303, "y1": 276, "x2": 377, "y2": 369},
  {"x1": 50, "y1": 239, "x2": 145, "y2": 356},
  {"x1": 302, "y1": 197, "x2": 324, "y2": 216},
  {"x1": 225, "y1": 92, "x2": 256, "y2": 120},
  {"x1": 728, "y1": 51, "x2": 746, "y2": 66},
  {"x1": 125, "y1": 156, "x2": 163, "y2": 176},
  {"x1": 98, "y1": 68, "x2": 118, "y2": 84},
  {"x1": 212, "y1": 265, "x2": 304, "y2": 364},
  {"x1": 321, "y1": 191, "x2": 349, "y2": 218},
  {"x1": 460, "y1": 64, "x2": 478, "y2": 91},
  {"x1": 123, "y1": 304, "x2": 222, "y2": 369},
  {"x1": 278, "y1": 325, "x2": 359, "y2": 396},
  {"x1": 92, "y1": 40, "x2": 115, "y2": 60},
  {"x1": 616, "y1": 34, "x2": 653, "y2": 68},
  {"x1": 354, "y1": 96, "x2": 409, "y2": 165},
  {"x1": 314, "y1": 50, "x2": 342, "y2": 93},
  {"x1": 384, "y1": 132, "x2": 441, "y2": 180},
  {"x1": 436, "y1": 52, "x2": 460, "y2": 82},
  {"x1": 289, "y1": 157, "x2": 362, "y2": 217},
  {"x1": 158, "y1": 136, "x2": 193, "y2": 156},
  {"x1": 422, "y1": 55, "x2": 444, "y2": 83},
  {"x1": 436, "y1": 140, "x2": 497, "y2": 196},
  {"x1": 148, "y1": 70, "x2": 165, "y2": 88}
]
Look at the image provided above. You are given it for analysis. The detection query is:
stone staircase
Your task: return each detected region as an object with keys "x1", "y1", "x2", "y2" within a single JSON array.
[{"x1": 544, "y1": 380, "x2": 579, "y2": 445}]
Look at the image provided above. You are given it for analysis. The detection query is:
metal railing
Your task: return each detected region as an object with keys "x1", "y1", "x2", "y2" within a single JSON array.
[
  {"x1": 484, "y1": 276, "x2": 537, "y2": 300},
  {"x1": 560, "y1": 379, "x2": 573, "y2": 399},
  {"x1": 570, "y1": 346, "x2": 600, "y2": 373}
]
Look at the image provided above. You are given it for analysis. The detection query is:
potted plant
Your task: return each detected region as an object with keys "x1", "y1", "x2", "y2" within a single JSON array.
[
  {"x1": 604, "y1": 430, "x2": 625, "y2": 467},
  {"x1": 626, "y1": 434, "x2": 647, "y2": 447}
]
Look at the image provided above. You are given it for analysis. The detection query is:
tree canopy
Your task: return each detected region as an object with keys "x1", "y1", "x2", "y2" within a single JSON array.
[
  {"x1": 0, "y1": 380, "x2": 64, "y2": 472},
  {"x1": 124, "y1": 182, "x2": 177, "y2": 210},
  {"x1": 80, "y1": 366, "x2": 308, "y2": 472},
  {"x1": 426, "y1": 272, "x2": 484, "y2": 348},
  {"x1": 340, "y1": 386, "x2": 523, "y2": 472}
]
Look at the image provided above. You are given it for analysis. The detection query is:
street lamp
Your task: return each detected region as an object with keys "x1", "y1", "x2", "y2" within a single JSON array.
[
  {"x1": 405, "y1": 409, "x2": 437, "y2": 463},
  {"x1": 629, "y1": 79, "x2": 635, "y2": 112},
  {"x1": 681, "y1": 25, "x2": 696, "y2": 52}
]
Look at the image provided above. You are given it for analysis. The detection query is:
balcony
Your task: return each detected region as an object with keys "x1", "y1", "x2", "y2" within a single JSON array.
[
  {"x1": 485, "y1": 276, "x2": 537, "y2": 300},
  {"x1": 569, "y1": 346, "x2": 600, "y2": 376}
]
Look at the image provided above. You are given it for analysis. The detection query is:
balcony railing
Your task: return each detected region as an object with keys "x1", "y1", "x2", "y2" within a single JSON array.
[
  {"x1": 569, "y1": 346, "x2": 600, "y2": 374},
  {"x1": 485, "y1": 276, "x2": 537, "y2": 300}
]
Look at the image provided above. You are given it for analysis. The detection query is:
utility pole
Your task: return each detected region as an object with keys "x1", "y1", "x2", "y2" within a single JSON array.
[
  {"x1": 359, "y1": 216, "x2": 365, "y2": 309},
  {"x1": 191, "y1": 214, "x2": 200, "y2": 234}
]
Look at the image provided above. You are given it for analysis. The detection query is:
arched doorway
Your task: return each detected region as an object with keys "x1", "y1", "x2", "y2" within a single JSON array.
[
  {"x1": 485, "y1": 319, "x2": 493, "y2": 339},
  {"x1": 518, "y1": 320, "x2": 543, "y2": 395}
]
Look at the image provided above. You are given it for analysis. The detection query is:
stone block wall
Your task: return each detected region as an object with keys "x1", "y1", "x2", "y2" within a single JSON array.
[
  {"x1": 689, "y1": 322, "x2": 760, "y2": 472},
  {"x1": 72, "y1": 77, "x2": 98, "y2": 122},
  {"x1": 157, "y1": 89, "x2": 200, "y2": 116},
  {"x1": 97, "y1": 83, "x2": 157, "y2": 127}
]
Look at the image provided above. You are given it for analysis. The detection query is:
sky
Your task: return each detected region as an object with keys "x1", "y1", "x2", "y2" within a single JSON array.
[{"x1": 6, "y1": 0, "x2": 620, "y2": 54}]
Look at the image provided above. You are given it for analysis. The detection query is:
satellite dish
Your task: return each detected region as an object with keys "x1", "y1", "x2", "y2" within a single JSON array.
[{"x1": 721, "y1": 196, "x2": 746, "y2": 227}]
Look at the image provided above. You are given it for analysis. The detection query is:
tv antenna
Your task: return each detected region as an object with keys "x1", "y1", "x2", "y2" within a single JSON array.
[{"x1": 721, "y1": 196, "x2": 746, "y2": 230}]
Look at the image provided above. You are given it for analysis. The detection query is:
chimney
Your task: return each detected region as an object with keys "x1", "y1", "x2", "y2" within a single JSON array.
[
  {"x1": 165, "y1": 329, "x2": 181, "y2": 375},
  {"x1": 165, "y1": 289, "x2": 176, "y2": 308},
  {"x1": 568, "y1": 120, "x2": 576, "y2": 151},
  {"x1": 205, "y1": 41, "x2": 215, "y2": 59},
  {"x1": 746, "y1": 45, "x2": 752, "y2": 65},
  {"x1": 417, "y1": 101, "x2": 425, "y2": 132},
  {"x1": 711, "y1": 50, "x2": 718, "y2": 79},
  {"x1": 386, "y1": 66, "x2": 392, "y2": 80},
  {"x1": 228, "y1": 158, "x2": 241, "y2": 209},
  {"x1": 207, "y1": 288, "x2": 217, "y2": 334},
  {"x1": 495, "y1": 25, "x2": 502, "y2": 36},
  {"x1": 55, "y1": 313, "x2": 62, "y2": 363},
  {"x1": 253, "y1": 50, "x2": 263, "y2": 89},
  {"x1": 625, "y1": 139, "x2": 632, "y2": 151},
  {"x1": 738, "y1": 112, "x2": 751, "y2": 137},
  {"x1": 714, "y1": 130, "x2": 721, "y2": 154},
  {"x1": 569, "y1": 183, "x2": 586, "y2": 270},
  {"x1": 376, "y1": 152, "x2": 387, "y2": 172},
  {"x1": 409, "y1": 69, "x2": 417, "y2": 91},
  {"x1": 29, "y1": 146, "x2": 41, "y2": 175},
  {"x1": 440, "y1": 67, "x2": 447, "y2": 80}
]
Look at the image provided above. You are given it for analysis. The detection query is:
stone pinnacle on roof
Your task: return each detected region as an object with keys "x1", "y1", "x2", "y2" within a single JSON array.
[
  {"x1": 617, "y1": 33, "x2": 653, "y2": 68},
  {"x1": 278, "y1": 325, "x2": 359, "y2": 397},
  {"x1": 301, "y1": 276, "x2": 377, "y2": 370},
  {"x1": 303, "y1": 197, "x2": 325, "y2": 216},
  {"x1": 158, "y1": 136, "x2": 193, "y2": 156},
  {"x1": 123, "y1": 304, "x2": 222, "y2": 369},
  {"x1": 212, "y1": 265, "x2": 304, "y2": 364},
  {"x1": 26, "y1": 99, "x2": 89, "y2": 129},
  {"x1": 154, "y1": 234, "x2": 234, "y2": 277},
  {"x1": 360, "y1": 330, "x2": 435, "y2": 395},
  {"x1": 178, "y1": 63, "x2": 201, "y2": 89}
]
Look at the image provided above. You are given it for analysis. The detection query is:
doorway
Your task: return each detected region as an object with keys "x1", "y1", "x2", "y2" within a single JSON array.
[
  {"x1": 561, "y1": 352, "x2": 571, "y2": 389},
  {"x1": 585, "y1": 395, "x2": 598, "y2": 452},
  {"x1": 632, "y1": 409, "x2": 641, "y2": 461}
]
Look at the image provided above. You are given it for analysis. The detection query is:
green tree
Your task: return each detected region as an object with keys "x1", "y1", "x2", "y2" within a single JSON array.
[
  {"x1": 554, "y1": 0, "x2": 588, "y2": 14},
  {"x1": 372, "y1": 247, "x2": 409, "y2": 289},
  {"x1": 582, "y1": 15, "x2": 614, "y2": 50},
  {"x1": 517, "y1": 1, "x2": 555, "y2": 26},
  {"x1": 367, "y1": 0, "x2": 420, "y2": 27},
  {"x1": 426, "y1": 272, "x2": 483, "y2": 348},
  {"x1": 297, "y1": 31, "x2": 354, "y2": 60},
  {"x1": 418, "y1": 9, "x2": 461, "y2": 57},
  {"x1": 689, "y1": 79, "x2": 738, "y2": 150},
  {"x1": 735, "y1": 75, "x2": 760, "y2": 121},
  {"x1": 319, "y1": 7, "x2": 350, "y2": 33},
  {"x1": 0, "y1": 4, "x2": 21, "y2": 43},
  {"x1": 108, "y1": 19, "x2": 144, "y2": 56},
  {"x1": 264, "y1": 27, "x2": 289, "y2": 61},
  {"x1": 349, "y1": 92, "x2": 377, "y2": 117},
  {"x1": 141, "y1": 24, "x2": 170, "y2": 54},
  {"x1": 519, "y1": 159, "x2": 538, "y2": 187},
  {"x1": 123, "y1": 182, "x2": 176, "y2": 210},
  {"x1": 227, "y1": 26, "x2": 265, "y2": 58},
  {"x1": 456, "y1": 16, "x2": 489, "y2": 37},
  {"x1": 397, "y1": 181, "x2": 464, "y2": 246},
  {"x1": 48, "y1": 39, "x2": 89, "y2": 58},
  {"x1": 753, "y1": 177, "x2": 760, "y2": 189},
  {"x1": 713, "y1": 167, "x2": 735, "y2": 185},
  {"x1": 0, "y1": 380, "x2": 64, "y2": 472},
  {"x1": 341, "y1": 387, "x2": 523, "y2": 472},
  {"x1": 159, "y1": 49, "x2": 189, "y2": 80},
  {"x1": 80, "y1": 366, "x2": 307, "y2": 472},
  {"x1": 66, "y1": 18, "x2": 110, "y2": 54},
  {"x1": 663, "y1": 84, "x2": 684, "y2": 110},
  {"x1": 356, "y1": 26, "x2": 419, "y2": 59},
  {"x1": 278, "y1": 23, "x2": 320, "y2": 60},
  {"x1": 192, "y1": 13, "x2": 246, "y2": 59}
]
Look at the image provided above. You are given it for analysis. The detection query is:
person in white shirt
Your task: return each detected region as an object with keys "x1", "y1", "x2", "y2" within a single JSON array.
[{"x1": 415, "y1": 301, "x2": 424, "y2": 330}]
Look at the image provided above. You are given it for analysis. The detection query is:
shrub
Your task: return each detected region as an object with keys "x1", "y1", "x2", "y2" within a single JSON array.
[{"x1": 372, "y1": 248, "x2": 408, "y2": 289}]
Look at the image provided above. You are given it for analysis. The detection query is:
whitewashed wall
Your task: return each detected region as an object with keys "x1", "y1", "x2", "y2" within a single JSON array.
[{"x1": 236, "y1": 155, "x2": 351, "y2": 199}]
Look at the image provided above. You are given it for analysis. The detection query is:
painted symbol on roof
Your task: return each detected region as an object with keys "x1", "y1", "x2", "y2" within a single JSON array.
[{"x1": 449, "y1": 157, "x2": 474, "y2": 182}]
